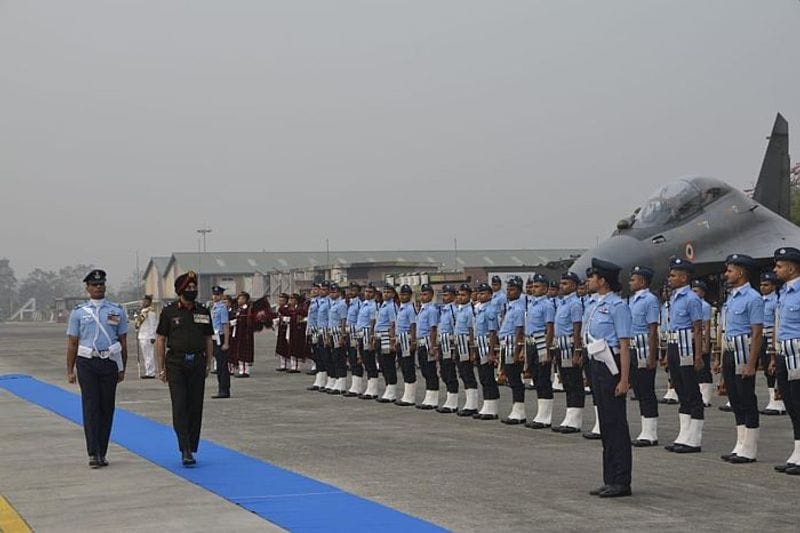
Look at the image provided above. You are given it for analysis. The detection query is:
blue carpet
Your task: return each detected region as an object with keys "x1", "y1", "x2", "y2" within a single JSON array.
[{"x1": 0, "y1": 374, "x2": 447, "y2": 533}]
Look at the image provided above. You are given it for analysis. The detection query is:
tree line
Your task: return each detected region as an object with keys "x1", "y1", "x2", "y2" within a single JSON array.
[{"x1": 0, "y1": 260, "x2": 141, "y2": 320}]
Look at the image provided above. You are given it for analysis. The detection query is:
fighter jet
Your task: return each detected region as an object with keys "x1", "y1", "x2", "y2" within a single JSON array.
[{"x1": 570, "y1": 113, "x2": 797, "y2": 290}]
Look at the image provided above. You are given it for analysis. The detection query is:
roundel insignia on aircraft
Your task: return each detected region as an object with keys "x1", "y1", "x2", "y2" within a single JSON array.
[{"x1": 685, "y1": 242, "x2": 695, "y2": 261}]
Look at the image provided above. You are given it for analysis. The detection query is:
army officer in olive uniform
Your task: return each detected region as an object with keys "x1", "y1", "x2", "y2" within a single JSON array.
[{"x1": 156, "y1": 271, "x2": 214, "y2": 466}]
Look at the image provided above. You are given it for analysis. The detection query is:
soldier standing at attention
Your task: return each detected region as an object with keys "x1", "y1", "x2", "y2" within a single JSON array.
[
  {"x1": 66, "y1": 269, "x2": 128, "y2": 468},
  {"x1": 155, "y1": 271, "x2": 214, "y2": 466},
  {"x1": 210, "y1": 285, "x2": 231, "y2": 399},
  {"x1": 663, "y1": 258, "x2": 705, "y2": 454},
  {"x1": 584, "y1": 259, "x2": 633, "y2": 498},
  {"x1": 135, "y1": 295, "x2": 157, "y2": 378}
]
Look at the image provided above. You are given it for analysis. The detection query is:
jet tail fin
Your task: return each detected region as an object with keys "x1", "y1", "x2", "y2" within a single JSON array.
[{"x1": 752, "y1": 113, "x2": 790, "y2": 219}]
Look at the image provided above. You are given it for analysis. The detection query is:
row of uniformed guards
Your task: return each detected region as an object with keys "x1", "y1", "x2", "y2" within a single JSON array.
[
  {"x1": 551, "y1": 272, "x2": 585, "y2": 432},
  {"x1": 524, "y1": 275, "x2": 556, "y2": 429}
]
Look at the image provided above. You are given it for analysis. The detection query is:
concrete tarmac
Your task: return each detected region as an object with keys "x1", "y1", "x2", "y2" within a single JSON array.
[{"x1": 1, "y1": 322, "x2": 798, "y2": 532}]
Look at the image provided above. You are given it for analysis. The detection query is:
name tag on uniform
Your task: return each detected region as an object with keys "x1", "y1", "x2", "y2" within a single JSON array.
[
  {"x1": 193, "y1": 314, "x2": 210, "y2": 324},
  {"x1": 107, "y1": 313, "x2": 120, "y2": 326}
]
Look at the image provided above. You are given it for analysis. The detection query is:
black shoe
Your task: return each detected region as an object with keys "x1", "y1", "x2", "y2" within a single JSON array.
[
  {"x1": 437, "y1": 406, "x2": 458, "y2": 414},
  {"x1": 182, "y1": 450, "x2": 196, "y2": 466},
  {"x1": 664, "y1": 443, "x2": 679, "y2": 452},
  {"x1": 416, "y1": 404, "x2": 437, "y2": 410},
  {"x1": 760, "y1": 408, "x2": 786, "y2": 416},
  {"x1": 327, "y1": 389, "x2": 342, "y2": 395},
  {"x1": 98, "y1": 456, "x2": 108, "y2": 467},
  {"x1": 718, "y1": 404, "x2": 733, "y2": 412},
  {"x1": 590, "y1": 485, "x2": 610, "y2": 496},
  {"x1": 288, "y1": 369, "x2": 301, "y2": 374},
  {"x1": 241, "y1": 373, "x2": 250, "y2": 378},
  {"x1": 658, "y1": 398, "x2": 679, "y2": 405},
  {"x1": 583, "y1": 432, "x2": 602, "y2": 440},
  {"x1": 555, "y1": 426, "x2": 581, "y2": 434},
  {"x1": 141, "y1": 375, "x2": 156, "y2": 379},
  {"x1": 305, "y1": 370, "x2": 317, "y2": 375},
  {"x1": 394, "y1": 400, "x2": 415, "y2": 407},
  {"x1": 775, "y1": 463, "x2": 798, "y2": 472},
  {"x1": 720, "y1": 452, "x2": 737, "y2": 462},
  {"x1": 630, "y1": 396, "x2": 638, "y2": 402},
  {"x1": 598, "y1": 485, "x2": 632, "y2": 498},
  {"x1": 524, "y1": 384, "x2": 536, "y2": 390},
  {"x1": 672, "y1": 444, "x2": 701, "y2": 454},
  {"x1": 89, "y1": 455, "x2": 101, "y2": 469},
  {"x1": 501, "y1": 417, "x2": 526, "y2": 425},
  {"x1": 703, "y1": 402, "x2": 712, "y2": 408},
  {"x1": 785, "y1": 465, "x2": 800, "y2": 475},
  {"x1": 728, "y1": 455, "x2": 756, "y2": 464},
  {"x1": 631, "y1": 438, "x2": 658, "y2": 447},
  {"x1": 276, "y1": 368, "x2": 287, "y2": 372},
  {"x1": 342, "y1": 391, "x2": 359, "y2": 397},
  {"x1": 210, "y1": 370, "x2": 217, "y2": 375},
  {"x1": 306, "y1": 385, "x2": 320, "y2": 391},
  {"x1": 526, "y1": 421, "x2": 551, "y2": 429},
  {"x1": 475, "y1": 413, "x2": 499, "y2": 420},
  {"x1": 376, "y1": 397, "x2": 395, "y2": 403},
  {"x1": 212, "y1": 393, "x2": 230, "y2": 399},
  {"x1": 359, "y1": 394, "x2": 378, "y2": 400},
  {"x1": 457, "y1": 409, "x2": 477, "y2": 417}
]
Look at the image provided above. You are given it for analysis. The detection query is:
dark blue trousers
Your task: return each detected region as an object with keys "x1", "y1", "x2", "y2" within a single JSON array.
[
  {"x1": 591, "y1": 359, "x2": 632, "y2": 487},
  {"x1": 76, "y1": 357, "x2": 118, "y2": 457},
  {"x1": 722, "y1": 351, "x2": 759, "y2": 428}
]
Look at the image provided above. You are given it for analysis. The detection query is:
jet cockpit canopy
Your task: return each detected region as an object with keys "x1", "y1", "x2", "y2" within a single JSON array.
[{"x1": 632, "y1": 177, "x2": 730, "y2": 229}]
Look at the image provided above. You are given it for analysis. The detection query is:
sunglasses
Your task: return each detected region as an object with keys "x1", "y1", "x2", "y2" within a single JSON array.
[{"x1": 88, "y1": 283, "x2": 105, "y2": 287}]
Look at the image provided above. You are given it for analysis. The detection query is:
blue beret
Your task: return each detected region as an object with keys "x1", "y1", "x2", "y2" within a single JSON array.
[
  {"x1": 775, "y1": 247, "x2": 800, "y2": 263},
  {"x1": 477, "y1": 282, "x2": 491, "y2": 292},
  {"x1": 442, "y1": 284, "x2": 457, "y2": 294},
  {"x1": 399, "y1": 284, "x2": 412, "y2": 294},
  {"x1": 349, "y1": 281, "x2": 361, "y2": 289},
  {"x1": 459, "y1": 283, "x2": 472, "y2": 291},
  {"x1": 548, "y1": 280, "x2": 559, "y2": 288},
  {"x1": 320, "y1": 280, "x2": 331, "y2": 288},
  {"x1": 669, "y1": 257, "x2": 693, "y2": 273},
  {"x1": 383, "y1": 283, "x2": 396, "y2": 291},
  {"x1": 420, "y1": 283, "x2": 433, "y2": 292},
  {"x1": 329, "y1": 282, "x2": 340, "y2": 290},
  {"x1": 691, "y1": 279, "x2": 708, "y2": 292},
  {"x1": 725, "y1": 253, "x2": 756, "y2": 270},
  {"x1": 491, "y1": 275, "x2": 502, "y2": 283},
  {"x1": 630, "y1": 265, "x2": 654, "y2": 280},
  {"x1": 211, "y1": 285, "x2": 225, "y2": 294}
]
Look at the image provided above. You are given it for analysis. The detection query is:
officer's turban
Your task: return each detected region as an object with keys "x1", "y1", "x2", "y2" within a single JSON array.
[{"x1": 174, "y1": 271, "x2": 198, "y2": 295}]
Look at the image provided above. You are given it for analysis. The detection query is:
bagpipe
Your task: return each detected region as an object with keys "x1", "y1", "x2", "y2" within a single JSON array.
[{"x1": 251, "y1": 296, "x2": 277, "y2": 331}]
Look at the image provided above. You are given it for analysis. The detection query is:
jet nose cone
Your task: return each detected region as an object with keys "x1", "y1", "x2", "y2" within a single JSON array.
[{"x1": 573, "y1": 235, "x2": 654, "y2": 279}]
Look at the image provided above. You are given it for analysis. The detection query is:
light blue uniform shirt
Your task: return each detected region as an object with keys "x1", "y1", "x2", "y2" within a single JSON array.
[
  {"x1": 498, "y1": 298, "x2": 525, "y2": 338},
  {"x1": 356, "y1": 299, "x2": 377, "y2": 329},
  {"x1": 724, "y1": 284, "x2": 764, "y2": 337},
  {"x1": 67, "y1": 300, "x2": 129, "y2": 351},
  {"x1": 328, "y1": 298, "x2": 347, "y2": 329},
  {"x1": 307, "y1": 296, "x2": 319, "y2": 329},
  {"x1": 415, "y1": 302, "x2": 439, "y2": 339},
  {"x1": 438, "y1": 302, "x2": 456, "y2": 334},
  {"x1": 628, "y1": 289, "x2": 660, "y2": 336},
  {"x1": 317, "y1": 296, "x2": 331, "y2": 329},
  {"x1": 375, "y1": 301, "x2": 398, "y2": 333},
  {"x1": 475, "y1": 302, "x2": 498, "y2": 336},
  {"x1": 455, "y1": 303, "x2": 474, "y2": 335},
  {"x1": 700, "y1": 299, "x2": 711, "y2": 322},
  {"x1": 586, "y1": 293, "x2": 632, "y2": 348},
  {"x1": 491, "y1": 290, "x2": 507, "y2": 317},
  {"x1": 526, "y1": 296, "x2": 555, "y2": 335},
  {"x1": 777, "y1": 278, "x2": 800, "y2": 341},
  {"x1": 211, "y1": 301, "x2": 229, "y2": 333},
  {"x1": 555, "y1": 293, "x2": 583, "y2": 337},
  {"x1": 669, "y1": 285, "x2": 703, "y2": 331},
  {"x1": 396, "y1": 302, "x2": 416, "y2": 334},
  {"x1": 346, "y1": 297, "x2": 362, "y2": 327},
  {"x1": 763, "y1": 292, "x2": 777, "y2": 328},
  {"x1": 581, "y1": 294, "x2": 599, "y2": 325}
]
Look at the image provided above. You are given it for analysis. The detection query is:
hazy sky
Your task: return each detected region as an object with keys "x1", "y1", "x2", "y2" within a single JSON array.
[{"x1": 2, "y1": 0, "x2": 799, "y2": 281}]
